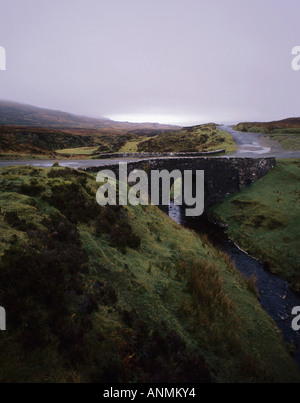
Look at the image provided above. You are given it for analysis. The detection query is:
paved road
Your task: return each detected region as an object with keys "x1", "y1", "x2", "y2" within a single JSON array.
[
  {"x1": 220, "y1": 125, "x2": 300, "y2": 159},
  {"x1": 0, "y1": 125, "x2": 299, "y2": 169}
]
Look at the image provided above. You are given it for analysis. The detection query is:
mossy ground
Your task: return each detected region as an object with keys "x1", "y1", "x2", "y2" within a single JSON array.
[
  {"x1": 211, "y1": 159, "x2": 300, "y2": 291},
  {"x1": 0, "y1": 165, "x2": 298, "y2": 383}
]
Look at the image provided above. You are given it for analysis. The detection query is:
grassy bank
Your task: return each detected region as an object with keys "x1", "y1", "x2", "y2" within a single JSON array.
[
  {"x1": 0, "y1": 165, "x2": 298, "y2": 382},
  {"x1": 136, "y1": 124, "x2": 237, "y2": 154},
  {"x1": 210, "y1": 159, "x2": 300, "y2": 291}
]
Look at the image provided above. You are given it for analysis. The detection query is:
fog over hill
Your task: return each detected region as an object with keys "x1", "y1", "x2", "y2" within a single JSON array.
[
  {"x1": 0, "y1": 101, "x2": 180, "y2": 131},
  {"x1": 0, "y1": 101, "x2": 182, "y2": 157}
]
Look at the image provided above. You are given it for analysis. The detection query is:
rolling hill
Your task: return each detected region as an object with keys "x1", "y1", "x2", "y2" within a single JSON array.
[
  {"x1": 0, "y1": 101, "x2": 180, "y2": 158},
  {"x1": 0, "y1": 101, "x2": 178, "y2": 131}
]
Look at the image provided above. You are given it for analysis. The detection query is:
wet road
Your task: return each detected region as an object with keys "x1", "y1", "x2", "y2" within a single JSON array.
[{"x1": 220, "y1": 125, "x2": 300, "y2": 158}]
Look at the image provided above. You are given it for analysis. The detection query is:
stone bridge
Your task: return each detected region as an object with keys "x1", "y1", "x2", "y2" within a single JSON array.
[{"x1": 85, "y1": 156, "x2": 276, "y2": 212}]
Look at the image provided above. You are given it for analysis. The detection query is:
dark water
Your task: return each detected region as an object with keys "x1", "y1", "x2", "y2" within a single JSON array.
[{"x1": 168, "y1": 203, "x2": 300, "y2": 369}]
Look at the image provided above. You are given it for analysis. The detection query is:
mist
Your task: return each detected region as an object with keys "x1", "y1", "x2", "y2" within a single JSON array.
[{"x1": 0, "y1": 0, "x2": 299, "y2": 125}]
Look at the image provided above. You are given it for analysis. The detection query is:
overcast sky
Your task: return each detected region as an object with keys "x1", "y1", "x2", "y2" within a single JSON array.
[{"x1": 0, "y1": 0, "x2": 299, "y2": 125}]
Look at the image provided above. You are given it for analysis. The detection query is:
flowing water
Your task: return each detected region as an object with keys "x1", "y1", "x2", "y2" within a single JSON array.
[{"x1": 168, "y1": 203, "x2": 300, "y2": 369}]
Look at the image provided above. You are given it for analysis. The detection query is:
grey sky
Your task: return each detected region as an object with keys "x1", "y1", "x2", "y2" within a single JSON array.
[{"x1": 0, "y1": 0, "x2": 299, "y2": 125}]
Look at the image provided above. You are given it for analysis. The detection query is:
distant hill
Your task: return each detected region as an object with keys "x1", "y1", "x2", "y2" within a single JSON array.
[
  {"x1": 0, "y1": 100, "x2": 110, "y2": 129},
  {"x1": 234, "y1": 118, "x2": 300, "y2": 133},
  {"x1": 0, "y1": 101, "x2": 180, "y2": 157},
  {"x1": 0, "y1": 101, "x2": 178, "y2": 131}
]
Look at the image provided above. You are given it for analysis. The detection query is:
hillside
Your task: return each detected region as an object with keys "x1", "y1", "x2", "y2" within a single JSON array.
[
  {"x1": 135, "y1": 124, "x2": 236, "y2": 154},
  {"x1": 0, "y1": 102, "x2": 241, "y2": 158},
  {"x1": 234, "y1": 118, "x2": 300, "y2": 133},
  {"x1": 0, "y1": 165, "x2": 298, "y2": 383},
  {"x1": 0, "y1": 102, "x2": 237, "y2": 158},
  {"x1": 0, "y1": 101, "x2": 181, "y2": 159},
  {"x1": 0, "y1": 101, "x2": 178, "y2": 131},
  {"x1": 0, "y1": 126, "x2": 135, "y2": 159},
  {"x1": 0, "y1": 126, "x2": 95, "y2": 157},
  {"x1": 57, "y1": 123, "x2": 237, "y2": 157},
  {"x1": 0, "y1": 125, "x2": 181, "y2": 160}
]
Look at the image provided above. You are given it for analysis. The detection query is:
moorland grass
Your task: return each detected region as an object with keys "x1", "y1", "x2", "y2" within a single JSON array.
[
  {"x1": 0, "y1": 165, "x2": 298, "y2": 383},
  {"x1": 137, "y1": 124, "x2": 236, "y2": 154}
]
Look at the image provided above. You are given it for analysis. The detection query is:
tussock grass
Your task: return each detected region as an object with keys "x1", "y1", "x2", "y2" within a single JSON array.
[
  {"x1": 184, "y1": 259, "x2": 233, "y2": 320},
  {"x1": 246, "y1": 275, "x2": 259, "y2": 299}
]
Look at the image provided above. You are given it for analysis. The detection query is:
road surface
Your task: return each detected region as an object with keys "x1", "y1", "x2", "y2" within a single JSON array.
[{"x1": 220, "y1": 125, "x2": 300, "y2": 158}]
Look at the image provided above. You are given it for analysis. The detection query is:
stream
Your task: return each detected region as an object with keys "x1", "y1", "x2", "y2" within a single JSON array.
[{"x1": 168, "y1": 203, "x2": 300, "y2": 370}]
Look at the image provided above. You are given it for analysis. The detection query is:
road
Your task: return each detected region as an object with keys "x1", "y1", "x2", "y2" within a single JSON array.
[
  {"x1": 220, "y1": 125, "x2": 300, "y2": 158},
  {"x1": 0, "y1": 125, "x2": 299, "y2": 169}
]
